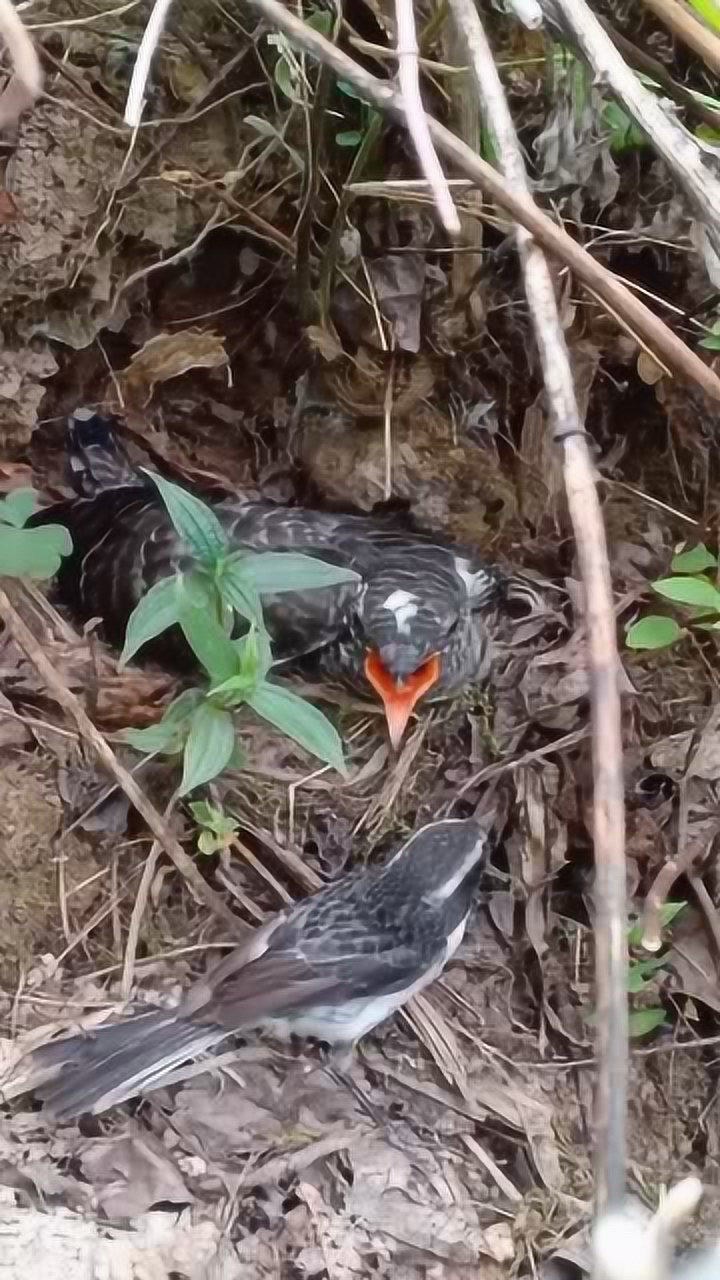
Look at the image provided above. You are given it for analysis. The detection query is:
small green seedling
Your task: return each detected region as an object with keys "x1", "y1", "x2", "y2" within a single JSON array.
[
  {"x1": 626, "y1": 901, "x2": 686, "y2": 1038},
  {"x1": 120, "y1": 473, "x2": 359, "y2": 794},
  {"x1": 626, "y1": 544, "x2": 720, "y2": 652},
  {"x1": 189, "y1": 800, "x2": 239, "y2": 855},
  {"x1": 0, "y1": 489, "x2": 73, "y2": 579}
]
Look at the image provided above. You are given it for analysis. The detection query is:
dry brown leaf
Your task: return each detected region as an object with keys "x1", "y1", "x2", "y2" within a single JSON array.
[
  {"x1": 117, "y1": 330, "x2": 229, "y2": 408},
  {"x1": 80, "y1": 1134, "x2": 191, "y2": 1218}
]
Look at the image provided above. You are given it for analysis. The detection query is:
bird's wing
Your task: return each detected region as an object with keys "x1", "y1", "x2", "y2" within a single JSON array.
[{"x1": 182, "y1": 900, "x2": 444, "y2": 1032}]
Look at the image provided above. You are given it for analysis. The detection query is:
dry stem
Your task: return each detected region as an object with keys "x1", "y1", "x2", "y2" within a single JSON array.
[
  {"x1": 0, "y1": 0, "x2": 42, "y2": 129},
  {"x1": 394, "y1": 0, "x2": 459, "y2": 235},
  {"x1": 640, "y1": 0, "x2": 720, "y2": 77},
  {"x1": 447, "y1": 0, "x2": 627, "y2": 1221}
]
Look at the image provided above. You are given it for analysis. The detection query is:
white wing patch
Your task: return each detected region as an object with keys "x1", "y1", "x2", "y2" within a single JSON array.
[{"x1": 381, "y1": 588, "x2": 419, "y2": 634}]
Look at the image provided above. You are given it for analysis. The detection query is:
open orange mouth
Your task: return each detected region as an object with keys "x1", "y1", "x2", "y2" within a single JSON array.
[{"x1": 364, "y1": 651, "x2": 441, "y2": 749}]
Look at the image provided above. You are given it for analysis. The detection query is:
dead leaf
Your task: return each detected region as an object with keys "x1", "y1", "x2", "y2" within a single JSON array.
[
  {"x1": 117, "y1": 330, "x2": 228, "y2": 408},
  {"x1": 80, "y1": 1134, "x2": 191, "y2": 1217}
]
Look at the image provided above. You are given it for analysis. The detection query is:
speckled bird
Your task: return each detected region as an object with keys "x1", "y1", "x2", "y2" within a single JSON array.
[
  {"x1": 30, "y1": 412, "x2": 507, "y2": 745},
  {"x1": 27, "y1": 819, "x2": 488, "y2": 1119}
]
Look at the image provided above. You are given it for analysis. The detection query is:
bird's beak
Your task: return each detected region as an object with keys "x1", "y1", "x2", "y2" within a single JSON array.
[{"x1": 364, "y1": 651, "x2": 441, "y2": 749}]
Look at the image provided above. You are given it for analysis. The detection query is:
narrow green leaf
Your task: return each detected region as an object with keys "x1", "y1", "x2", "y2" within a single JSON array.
[
  {"x1": 628, "y1": 1007, "x2": 667, "y2": 1038},
  {"x1": 179, "y1": 603, "x2": 239, "y2": 683},
  {"x1": 218, "y1": 560, "x2": 264, "y2": 625},
  {"x1": 625, "y1": 615, "x2": 683, "y2": 650},
  {"x1": 652, "y1": 575, "x2": 720, "y2": 611},
  {"x1": 627, "y1": 955, "x2": 667, "y2": 993},
  {"x1": 120, "y1": 574, "x2": 182, "y2": 665},
  {"x1": 699, "y1": 331, "x2": 720, "y2": 350},
  {"x1": 143, "y1": 469, "x2": 228, "y2": 565},
  {"x1": 336, "y1": 130, "x2": 363, "y2": 148},
  {"x1": 670, "y1": 544, "x2": 718, "y2": 573},
  {"x1": 0, "y1": 488, "x2": 38, "y2": 528},
  {"x1": 180, "y1": 703, "x2": 236, "y2": 795},
  {"x1": 247, "y1": 681, "x2": 346, "y2": 773},
  {"x1": 0, "y1": 524, "x2": 73, "y2": 579},
  {"x1": 122, "y1": 718, "x2": 187, "y2": 755},
  {"x1": 208, "y1": 626, "x2": 268, "y2": 703},
  {"x1": 230, "y1": 551, "x2": 360, "y2": 595}
]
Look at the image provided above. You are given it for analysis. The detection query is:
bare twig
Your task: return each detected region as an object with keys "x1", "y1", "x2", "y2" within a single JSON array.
[
  {"x1": 599, "y1": 15, "x2": 720, "y2": 132},
  {"x1": 240, "y1": 0, "x2": 720, "y2": 403},
  {"x1": 124, "y1": 0, "x2": 175, "y2": 125},
  {"x1": 640, "y1": 0, "x2": 720, "y2": 77},
  {"x1": 394, "y1": 0, "x2": 459, "y2": 235},
  {"x1": 0, "y1": 0, "x2": 42, "y2": 130},
  {"x1": 447, "y1": 0, "x2": 627, "y2": 1220},
  {"x1": 0, "y1": 584, "x2": 240, "y2": 930},
  {"x1": 547, "y1": 0, "x2": 720, "y2": 253}
]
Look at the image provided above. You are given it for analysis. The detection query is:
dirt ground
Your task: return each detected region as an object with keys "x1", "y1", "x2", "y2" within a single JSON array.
[{"x1": 2, "y1": 0, "x2": 720, "y2": 1276}]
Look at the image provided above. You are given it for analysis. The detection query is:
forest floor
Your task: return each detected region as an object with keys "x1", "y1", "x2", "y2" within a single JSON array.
[{"x1": 2, "y1": 1, "x2": 720, "y2": 1277}]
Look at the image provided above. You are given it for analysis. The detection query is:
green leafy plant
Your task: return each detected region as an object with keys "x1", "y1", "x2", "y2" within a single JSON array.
[
  {"x1": 120, "y1": 473, "x2": 359, "y2": 795},
  {"x1": 626, "y1": 543, "x2": 720, "y2": 652},
  {"x1": 625, "y1": 901, "x2": 686, "y2": 1037},
  {"x1": 189, "y1": 800, "x2": 239, "y2": 855},
  {"x1": 687, "y1": 0, "x2": 720, "y2": 36},
  {"x1": 0, "y1": 489, "x2": 73, "y2": 579}
]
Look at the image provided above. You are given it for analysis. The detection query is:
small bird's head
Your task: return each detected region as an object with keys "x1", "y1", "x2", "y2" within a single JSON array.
[
  {"x1": 386, "y1": 818, "x2": 488, "y2": 902},
  {"x1": 356, "y1": 578, "x2": 489, "y2": 748}
]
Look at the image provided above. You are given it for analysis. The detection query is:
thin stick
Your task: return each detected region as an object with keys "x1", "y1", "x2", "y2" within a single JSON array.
[
  {"x1": 394, "y1": 0, "x2": 460, "y2": 236},
  {"x1": 0, "y1": 0, "x2": 42, "y2": 129},
  {"x1": 240, "y1": 0, "x2": 720, "y2": 404},
  {"x1": 0, "y1": 585, "x2": 240, "y2": 930},
  {"x1": 447, "y1": 0, "x2": 627, "y2": 1218}
]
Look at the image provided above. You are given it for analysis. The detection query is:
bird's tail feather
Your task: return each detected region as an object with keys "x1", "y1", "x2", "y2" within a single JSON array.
[{"x1": 32, "y1": 1010, "x2": 226, "y2": 1120}]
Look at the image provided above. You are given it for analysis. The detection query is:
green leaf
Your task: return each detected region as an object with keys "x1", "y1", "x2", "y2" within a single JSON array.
[
  {"x1": 179, "y1": 603, "x2": 239, "y2": 683},
  {"x1": 671, "y1": 544, "x2": 718, "y2": 573},
  {"x1": 218, "y1": 559, "x2": 264, "y2": 626},
  {"x1": 0, "y1": 523, "x2": 73, "y2": 579},
  {"x1": 0, "y1": 488, "x2": 38, "y2": 528},
  {"x1": 189, "y1": 800, "x2": 238, "y2": 837},
  {"x1": 336, "y1": 130, "x2": 363, "y2": 148},
  {"x1": 306, "y1": 9, "x2": 334, "y2": 35},
  {"x1": 628, "y1": 1007, "x2": 667, "y2": 1038},
  {"x1": 180, "y1": 703, "x2": 236, "y2": 795},
  {"x1": 120, "y1": 574, "x2": 182, "y2": 665},
  {"x1": 209, "y1": 626, "x2": 272, "y2": 704},
  {"x1": 699, "y1": 330, "x2": 720, "y2": 350},
  {"x1": 652, "y1": 575, "x2": 720, "y2": 611},
  {"x1": 231, "y1": 551, "x2": 360, "y2": 595},
  {"x1": 627, "y1": 900, "x2": 686, "y2": 948},
  {"x1": 247, "y1": 681, "x2": 346, "y2": 773},
  {"x1": 627, "y1": 955, "x2": 667, "y2": 993},
  {"x1": 122, "y1": 718, "x2": 187, "y2": 755},
  {"x1": 143, "y1": 470, "x2": 228, "y2": 565},
  {"x1": 625, "y1": 615, "x2": 683, "y2": 650},
  {"x1": 274, "y1": 52, "x2": 297, "y2": 102}
]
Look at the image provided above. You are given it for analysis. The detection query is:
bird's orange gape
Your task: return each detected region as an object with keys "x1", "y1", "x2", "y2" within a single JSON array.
[{"x1": 364, "y1": 651, "x2": 441, "y2": 748}]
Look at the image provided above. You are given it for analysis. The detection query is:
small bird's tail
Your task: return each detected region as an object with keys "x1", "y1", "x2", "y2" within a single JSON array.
[
  {"x1": 30, "y1": 1010, "x2": 226, "y2": 1120},
  {"x1": 65, "y1": 409, "x2": 143, "y2": 496}
]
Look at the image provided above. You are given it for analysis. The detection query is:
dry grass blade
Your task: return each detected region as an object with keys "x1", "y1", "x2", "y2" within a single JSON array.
[
  {"x1": 640, "y1": 0, "x2": 720, "y2": 77},
  {"x1": 0, "y1": 584, "x2": 240, "y2": 930}
]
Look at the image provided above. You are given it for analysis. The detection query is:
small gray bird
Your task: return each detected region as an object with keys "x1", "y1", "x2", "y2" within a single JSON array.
[
  {"x1": 30, "y1": 413, "x2": 505, "y2": 747},
  {"x1": 27, "y1": 819, "x2": 488, "y2": 1119}
]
